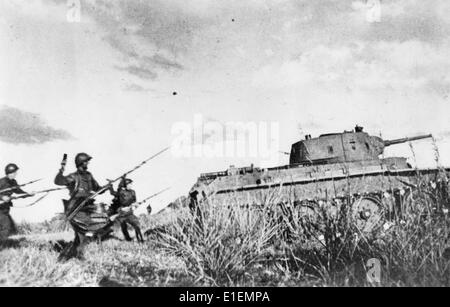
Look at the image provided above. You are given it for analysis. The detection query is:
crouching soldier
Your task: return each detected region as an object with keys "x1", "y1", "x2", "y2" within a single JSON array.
[
  {"x1": 109, "y1": 177, "x2": 144, "y2": 243},
  {"x1": 54, "y1": 153, "x2": 112, "y2": 261},
  {"x1": 0, "y1": 164, "x2": 34, "y2": 240}
]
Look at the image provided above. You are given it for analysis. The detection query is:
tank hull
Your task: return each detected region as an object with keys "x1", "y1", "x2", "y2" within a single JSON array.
[
  {"x1": 208, "y1": 168, "x2": 449, "y2": 204},
  {"x1": 190, "y1": 159, "x2": 450, "y2": 234},
  {"x1": 192, "y1": 157, "x2": 448, "y2": 202}
]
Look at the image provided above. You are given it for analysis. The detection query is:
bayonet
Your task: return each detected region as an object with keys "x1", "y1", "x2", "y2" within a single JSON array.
[
  {"x1": 0, "y1": 187, "x2": 67, "y2": 205},
  {"x1": 135, "y1": 187, "x2": 171, "y2": 209},
  {"x1": 13, "y1": 194, "x2": 49, "y2": 209}
]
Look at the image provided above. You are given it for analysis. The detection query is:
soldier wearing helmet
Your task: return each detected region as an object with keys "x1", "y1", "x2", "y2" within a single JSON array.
[
  {"x1": 108, "y1": 176, "x2": 144, "y2": 243},
  {"x1": 55, "y1": 153, "x2": 100, "y2": 200},
  {"x1": 54, "y1": 153, "x2": 111, "y2": 260},
  {"x1": 0, "y1": 163, "x2": 33, "y2": 240}
]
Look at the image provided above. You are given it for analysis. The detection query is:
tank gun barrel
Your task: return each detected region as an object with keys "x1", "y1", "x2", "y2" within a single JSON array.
[{"x1": 383, "y1": 134, "x2": 432, "y2": 147}]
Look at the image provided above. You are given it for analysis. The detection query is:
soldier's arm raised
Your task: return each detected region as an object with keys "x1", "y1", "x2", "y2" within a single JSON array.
[
  {"x1": 54, "y1": 172, "x2": 75, "y2": 186},
  {"x1": 54, "y1": 154, "x2": 72, "y2": 186}
]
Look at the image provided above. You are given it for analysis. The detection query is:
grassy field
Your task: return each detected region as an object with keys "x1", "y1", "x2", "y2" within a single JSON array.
[{"x1": 1, "y1": 178, "x2": 450, "y2": 287}]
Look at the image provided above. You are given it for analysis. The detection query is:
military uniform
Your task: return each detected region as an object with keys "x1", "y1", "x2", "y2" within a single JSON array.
[
  {"x1": 54, "y1": 170, "x2": 111, "y2": 235},
  {"x1": 54, "y1": 153, "x2": 112, "y2": 261},
  {"x1": 109, "y1": 180, "x2": 144, "y2": 243},
  {"x1": 0, "y1": 177, "x2": 27, "y2": 240}
]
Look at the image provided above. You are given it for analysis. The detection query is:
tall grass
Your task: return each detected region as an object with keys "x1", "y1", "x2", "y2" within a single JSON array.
[
  {"x1": 2, "y1": 168, "x2": 450, "y2": 286},
  {"x1": 267, "y1": 178, "x2": 450, "y2": 286},
  {"x1": 0, "y1": 237, "x2": 189, "y2": 287},
  {"x1": 157, "y1": 200, "x2": 279, "y2": 285},
  {"x1": 16, "y1": 213, "x2": 70, "y2": 235},
  {"x1": 153, "y1": 173, "x2": 450, "y2": 286}
]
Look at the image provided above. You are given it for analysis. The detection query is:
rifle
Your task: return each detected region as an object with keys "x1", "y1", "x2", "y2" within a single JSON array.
[
  {"x1": 0, "y1": 179, "x2": 42, "y2": 194},
  {"x1": 66, "y1": 146, "x2": 170, "y2": 221},
  {"x1": 13, "y1": 193, "x2": 50, "y2": 209},
  {"x1": 110, "y1": 187, "x2": 170, "y2": 221},
  {"x1": 0, "y1": 187, "x2": 67, "y2": 205},
  {"x1": 135, "y1": 187, "x2": 171, "y2": 209}
]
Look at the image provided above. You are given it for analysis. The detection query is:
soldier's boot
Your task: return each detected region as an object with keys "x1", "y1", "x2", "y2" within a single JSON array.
[
  {"x1": 134, "y1": 227, "x2": 144, "y2": 243},
  {"x1": 129, "y1": 217, "x2": 144, "y2": 243},
  {"x1": 58, "y1": 233, "x2": 86, "y2": 262},
  {"x1": 121, "y1": 223, "x2": 132, "y2": 241},
  {"x1": 57, "y1": 243, "x2": 74, "y2": 262},
  {"x1": 74, "y1": 233, "x2": 88, "y2": 261}
]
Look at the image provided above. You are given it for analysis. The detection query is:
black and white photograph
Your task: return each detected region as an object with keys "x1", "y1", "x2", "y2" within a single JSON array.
[{"x1": 0, "y1": 0, "x2": 450, "y2": 291}]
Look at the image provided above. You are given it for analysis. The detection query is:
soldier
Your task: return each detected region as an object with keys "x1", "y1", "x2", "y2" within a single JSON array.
[
  {"x1": 54, "y1": 153, "x2": 111, "y2": 261},
  {"x1": 0, "y1": 164, "x2": 34, "y2": 240},
  {"x1": 109, "y1": 177, "x2": 144, "y2": 243},
  {"x1": 187, "y1": 189, "x2": 205, "y2": 231}
]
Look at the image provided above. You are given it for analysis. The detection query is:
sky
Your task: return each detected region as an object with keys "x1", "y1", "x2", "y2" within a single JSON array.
[{"x1": 1, "y1": 0, "x2": 450, "y2": 222}]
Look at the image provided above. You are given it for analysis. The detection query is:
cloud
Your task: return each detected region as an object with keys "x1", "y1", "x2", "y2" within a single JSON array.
[
  {"x1": 79, "y1": 0, "x2": 191, "y2": 80},
  {"x1": 115, "y1": 54, "x2": 184, "y2": 82},
  {"x1": 0, "y1": 106, "x2": 74, "y2": 144},
  {"x1": 268, "y1": 0, "x2": 450, "y2": 50},
  {"x1": 252, "y1": 40, "x2": 450, "y2": 97},
  {"x1": 142, "y1": 54, "x2": 184, "y2": 71},
  {"x1": 116, "y1": 65, "x2": 157, "y2": 80},
  {"x1": 44, "y1": 0, "x2": 189, "y2": 80},
  {"x1": 42, "y1": 0, "x2": 450, "y2": 93}
]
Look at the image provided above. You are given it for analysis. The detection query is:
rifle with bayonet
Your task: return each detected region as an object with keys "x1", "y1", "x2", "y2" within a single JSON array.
[
  {"x1": 0, "y1": 187, "x2": 67, "y2": 205},
  {"x1": 0, "y1": 179, "x2": 42, "y2": 194},
  {"x1": 66, "y1": 146, "x2": 170, "y2": 221},
  {"x1": 110, "y1": 187, "x2": 170, "y2": 221}
]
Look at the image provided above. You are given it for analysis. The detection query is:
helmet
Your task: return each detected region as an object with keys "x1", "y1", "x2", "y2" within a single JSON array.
[
  {"x1": 118, "y1": 177, "x2": 133, "y2": 189},
  {"x1": 75, "y1": 153, "x2": 92, "y2": 167},
  {"x1": 5, "y1": 163, "x2": 19, "y2": 175}
]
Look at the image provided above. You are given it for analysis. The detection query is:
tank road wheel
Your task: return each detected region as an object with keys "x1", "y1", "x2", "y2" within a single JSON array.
[{"x1": 351, "y1": 197, "x2": 384, "y2": 234}]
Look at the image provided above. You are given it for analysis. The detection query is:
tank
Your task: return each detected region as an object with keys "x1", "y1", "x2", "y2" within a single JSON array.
[{"x1": 188, "y1": 126, "x2": 450, "y2": 234}]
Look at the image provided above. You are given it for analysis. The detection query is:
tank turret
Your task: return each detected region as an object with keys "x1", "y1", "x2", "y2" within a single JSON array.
[{"x1": 289, "y1": 126, "x2": 432, "y2": 165}]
